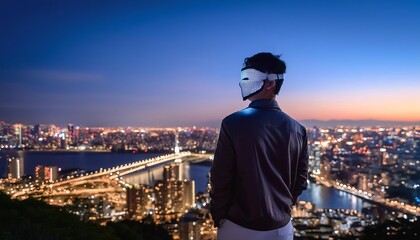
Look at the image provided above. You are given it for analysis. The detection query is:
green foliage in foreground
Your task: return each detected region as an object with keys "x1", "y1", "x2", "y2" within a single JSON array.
[{"x1": 0, "y1": 192, "x2": 171, "y2": 240}]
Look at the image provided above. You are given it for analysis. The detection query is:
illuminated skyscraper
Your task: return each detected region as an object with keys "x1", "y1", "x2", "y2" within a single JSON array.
[
  {"x1": 163, "y1": 164, "x2": 183, "y2": 181},
  {"x1": 155, "y1": 164, "x2": 196, "y2": 223},
  {"x1": 59, "y1": 131, "x2": 66, "y2": 149},
  {"x1": 35, "y1": 165, "x2": 58, "y2": 182},
  {"x1": 14, "y1": 124, "x2": 23, "y2": 147},
  {"x1": 7, "y1": 157, "x2": 24, "y2": 179},
  {"x1": 68, "y1": 123, "x2": 74, "y2": 145},
  {"x1": 126, "y1": 184, "x2": 155, "y2": 220},
  {"x1": 174, "y1": 131, "x2": 180, "y2": 154},
  {"x1": 358, "y1": 173, "x2": 369, "y2": 191},
  {"x1": 182, "y1": 180, "x2": 195, "y2": 209},
  {"x1": 309, "y1": 141, "x2": 321, "y2": 174}
]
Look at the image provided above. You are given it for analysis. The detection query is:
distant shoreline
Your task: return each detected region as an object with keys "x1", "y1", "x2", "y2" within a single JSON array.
[
  {"x1": 315, "y1": 178, "x2": 419, "y2": 217},
  {"x1": 0, "y1": 149, "x2": 173, "y2": 154},
  {"x1": 2, "y1": 119, "x2": 420, "y2": 129},
  {"x1": 299, "y1": 119, "x2": 420, "y2": 128},
  {"x1": 28, "y1": 149, "x2": 111, "y2": 153}
]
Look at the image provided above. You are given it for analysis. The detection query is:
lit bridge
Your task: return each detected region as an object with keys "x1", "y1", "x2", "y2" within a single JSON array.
[{"x1": 8, "y1": 152, "x2": 213, "y2": 212}]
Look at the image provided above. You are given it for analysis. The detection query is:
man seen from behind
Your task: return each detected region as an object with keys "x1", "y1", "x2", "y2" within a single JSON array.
[{"x1": 210, "y1": 52, "x2": 309, "y2": 240}]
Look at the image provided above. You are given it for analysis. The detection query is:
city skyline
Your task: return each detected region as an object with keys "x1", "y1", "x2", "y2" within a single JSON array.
[
  {"x1": 2, "y1": 119, "x2": 420, "y2": 129},
  {"x1": 1, "y1": 123, "x2": 419, "y2": 238},
  {"x1": 1, "y1": 0, "x2": 419, "y2": 127}
]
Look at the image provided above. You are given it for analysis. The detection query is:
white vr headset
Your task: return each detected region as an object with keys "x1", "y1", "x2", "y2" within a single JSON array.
[{"x1": 240, "y1": 68, "x2": 284, "y2": 100}]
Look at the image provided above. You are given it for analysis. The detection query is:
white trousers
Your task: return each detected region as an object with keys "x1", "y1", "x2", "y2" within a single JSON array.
[{"x1": 217, "y1": 219, "x2": 293, "y2": 240}]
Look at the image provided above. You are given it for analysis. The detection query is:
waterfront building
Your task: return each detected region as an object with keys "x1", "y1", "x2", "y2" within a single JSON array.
[
  {"x1": 309, "y1": 141, "x2": 321, "y2": 174},
  {"x1": 154, "y1": 179, "x2": 184, "y2": 222},
  {"x1": 292, "y1": 201, "x2": 373, "y2": 239},
  {"x1": 67, "y1": 123, "x2": 74, "y2": 145},
  {"x1": 126, "y1": 184, "x2": 155, "y2": 221},
  {"x1": 174, "y1": 131, "x2": 180, "y2": 154},
  {"x1": 35, "y1": 165, "x2": 58, "y2": 182},
  {"x1": 182, "y1": 180, "x2": 195, "y2": 209},
  {"x1": 163, "y1": 164, "x2": 182, "y2": 181},
  {"x1": 154, "y1": 164, "x2": 196, "y2": 223},
  {"x1": 14, "y1": 124, "x2": 23, "y2": 147},
  {"x1": 358, "y1": 173, "x2": 369, "y2": 192},
  {"x1": 60, "y1": 131, "x2": 67, "y2": 149},
  {"x1": 7, "y1": 156, "x2": 24, "y2": 179}
]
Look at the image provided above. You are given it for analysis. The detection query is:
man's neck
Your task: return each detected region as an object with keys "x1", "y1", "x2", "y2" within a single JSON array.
[{"x1": 248, "y1": 96, "x2": 276, "y2": 102}]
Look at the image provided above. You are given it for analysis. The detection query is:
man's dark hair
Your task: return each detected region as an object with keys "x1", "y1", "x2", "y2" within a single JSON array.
[{"x1": 243, "y1": 52, "x2": 286, "y2": 94}]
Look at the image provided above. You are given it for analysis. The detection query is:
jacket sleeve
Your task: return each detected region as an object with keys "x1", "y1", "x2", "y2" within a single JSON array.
[
  {"x1": 291, "y1": 128, "x2": 309, "y2": 205},
  {"x1": 210, "y1": 121, "x2": 236, "y2": 228}
]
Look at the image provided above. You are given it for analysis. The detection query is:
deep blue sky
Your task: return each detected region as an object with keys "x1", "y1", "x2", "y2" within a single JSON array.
[{"x1": 1, "y1": 0, "x2": 419, "y2": 127}]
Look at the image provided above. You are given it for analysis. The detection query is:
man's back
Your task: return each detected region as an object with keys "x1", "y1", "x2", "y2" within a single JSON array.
[
  {"x1": 210, "y1": 99, "x2": 308, "y2": 230},
  {"x1": 210, "y1": 52, "x2": 309, "y2": 239}
]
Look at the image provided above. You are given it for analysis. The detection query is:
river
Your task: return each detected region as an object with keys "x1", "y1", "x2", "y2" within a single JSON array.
[{"x1": 0, "y1": 151, "x2": 368, "y2": 212}]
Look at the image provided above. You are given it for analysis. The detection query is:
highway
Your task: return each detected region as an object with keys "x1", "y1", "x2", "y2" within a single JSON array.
[{"x1": 10, "y1": 151, "x2": 194, "y2": 199}]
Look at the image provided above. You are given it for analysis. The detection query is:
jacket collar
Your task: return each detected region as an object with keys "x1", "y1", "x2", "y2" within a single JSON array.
[{"x1": 248, "y1": 99, "x2": 281, "y2": 110}]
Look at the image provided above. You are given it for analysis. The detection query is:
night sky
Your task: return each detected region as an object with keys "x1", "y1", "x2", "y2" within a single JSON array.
[{"x1": 1, "y1": 0, "x2": 419, "y2": 127}]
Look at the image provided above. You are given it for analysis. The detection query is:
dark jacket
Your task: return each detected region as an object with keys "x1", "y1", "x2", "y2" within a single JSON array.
[{"x1": 210, "y1": 99, "x2": 309, "y2": 231}]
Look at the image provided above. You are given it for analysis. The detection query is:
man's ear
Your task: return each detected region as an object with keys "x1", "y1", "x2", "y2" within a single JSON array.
[{"x1": 265, "y1": 81, "x2": 276, "y2": 91}]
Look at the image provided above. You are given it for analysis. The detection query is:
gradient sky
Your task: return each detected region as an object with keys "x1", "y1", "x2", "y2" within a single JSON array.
[{"x1": 1, "y1": 0, "x2": 419, "y2": 127}]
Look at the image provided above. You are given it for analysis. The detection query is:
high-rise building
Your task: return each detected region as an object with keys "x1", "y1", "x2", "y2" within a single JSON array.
[
  {"x1": 154, "y1": 180, "x2": 166, "y2": 220},
  {"x1": 179, "y1": 212, "x2": 201, "y2": 240},
  {"x1": 163, "y1": 164, "x2": 182, "y2": 182},
  {"x1": 35, "y1": 165, "x2": 58, "y2": 182},
  {"x1": 126, "y1": 185, "x2": 155, "y2": 221},
  {"x1": 33, "y1": 124, "x2": 40, "y2": 136},
  {"x1": 7, "y1": 157, "x2": 24, "y2": 179},
  {"x1": 126, "y1": 187, "x2": 137, "y2": 218},
  {"x1": 309, "y1": 141, "x2": 321, "y2": 174},
  {"x1": 59, "y1": 130, "x2": 67, "y2": 149},
  {"x1": 68, "y1": 124, "x2": 74, "y2": 145},
  {"x1": 155, "y1": 164, "x2": 195, "y2": 223},
  {"x1": 182, "y1": 180, "x2": 195, "y2": 209},
  {"x1": 14, "y1": 124, "x2": 23, "y2": 147},
  {"x1": 358, "y1": 173, "x2": 369, "y2": 191},
  {"x1": 174, "y1": 131, "x2": 180, "y2": 154}
]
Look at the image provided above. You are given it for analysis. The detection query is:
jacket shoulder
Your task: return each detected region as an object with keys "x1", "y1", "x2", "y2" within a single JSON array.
[
  {"x1": 221, "y1": 108, "x2": 255, "y2": 125},
  {"x1": 280, "y1": 113, "x2": 307, "y2": 136}
]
